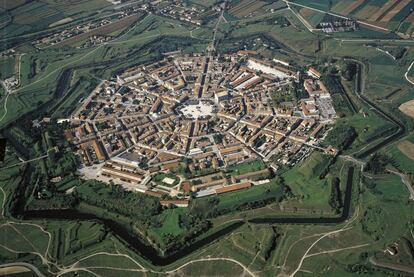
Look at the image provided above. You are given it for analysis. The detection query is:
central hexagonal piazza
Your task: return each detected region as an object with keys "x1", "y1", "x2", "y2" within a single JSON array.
[
  {"x1": 66, "y1": 52, "x2": 337, "y2": 196},
  {"x1": 177, "y1": 99, "x2": 217, "y2": 120}
]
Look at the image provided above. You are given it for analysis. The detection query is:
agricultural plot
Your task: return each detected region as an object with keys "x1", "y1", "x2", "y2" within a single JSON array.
[
  {"x1": 1, "y1": 0, "x2": 111, "y2": 37},
  {"x1": 0, "y1": 12, "x2": 12, "y2": 29},
  {"x1": 52, "y1": 14, "x2": 142, "y2": 47},
  {"x1": 383, "y1": 135, "x2": 414, "y2": 174},
  {"x1": 0, "y1": 0, "x2": 27, "y2": 10},
  {"x1": 332, "y1": 0, "x2": 365, "y2": 16},
  {"x1": 0, "y1": 56, "x2": 16, "y2": 79},
  {"x1": 298, "y1": 7, "x2": 326, "y2": 27},
  {"x1": 187, "y1": 0, "x2": 218, "y2": 8},
  {"x1": 290, "y1": 0, "x2": 342, "y2": 11},
  {"x1": 397, "y1": 140, "x2": 414, "y2": 160},
  {"x1": 293, "y1": 0, "x2": 414, "y2": 34},
  {"x1": 228, "y1": 0, "x2": 267, "y2": 18},
  {"x1": 399, "y1": 98, "x2": 414, "y2": 119}
]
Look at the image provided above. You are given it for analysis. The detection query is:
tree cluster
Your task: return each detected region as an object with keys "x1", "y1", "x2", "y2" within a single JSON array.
[
  {"x1": 324, "y1": 124, "x2": 357, "y2": 150},
  {"x1": 328, "y1": 177, "x2": 343, "y2": 213}
]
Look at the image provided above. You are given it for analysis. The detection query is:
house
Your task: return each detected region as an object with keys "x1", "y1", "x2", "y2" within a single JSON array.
[
  {"x1": 215, "y1": 182, "x2": 252, "y2": 194},
  {"x1": 215, "y1": 90, "x2": 229, "y2": 103},
  {"x1": 160, "y1": 199, "x2": 189, "y2": 207},
  {"x1": 307, "y1": 67, "x2": 322, "y2": 79}
]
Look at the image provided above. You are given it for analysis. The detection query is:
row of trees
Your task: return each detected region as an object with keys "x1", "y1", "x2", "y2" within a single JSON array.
[{"x1": 328, "y1": 177, "x2": 343, "y2": 213}]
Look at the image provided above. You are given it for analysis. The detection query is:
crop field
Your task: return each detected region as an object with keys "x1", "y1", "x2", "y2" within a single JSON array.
[
  {"x1": 187, "y1": 0, "x2": 218, "y2": 8},
  {"x1": 0, "y1": 12, "x2": 12, "y2": 29},
  {"x1": 290, "y1": 0, "x2": 340, "y2": 11},
  {"x1": 53, "y1": 14, "x2": 142, "y2": 47},
  {"x1": 399, "y1": 98, "x2": 414, "y2": 119},
  {"x1": 0, "y1": 56, "x2": 16, "y2": 79},
  {"x1": 228, "y1": 0, "x2": 267, "y2": 18},
  {"x1": 332, "y1": 0, "x2": 365, "y2": 16},
  {"x1": 0, "y1": 0, "x2": 27, "y2": 10},
  {"x1": 292, "y1": 0, "x2": 414, "y2": 34},
  {"x1": 383, "y1": 134, "x2": 414, "y2": 174},
  {"x1": 298, "y1": 7, "x2": 325, "y2": 27},
  {"x1": 1, "y1": 0, "x2": 111, "y2": 38},
  {"x1": 397, "y1": 140, "x2": 414, "y2": 160}
]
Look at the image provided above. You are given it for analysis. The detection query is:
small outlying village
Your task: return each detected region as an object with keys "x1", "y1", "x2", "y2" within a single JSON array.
[{"x1": 63, "y1": 51, "x2": 338, "y2": 207}]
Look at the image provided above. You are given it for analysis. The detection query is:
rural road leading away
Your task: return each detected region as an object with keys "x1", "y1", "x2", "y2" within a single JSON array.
[
  {"x1": 0, "y1": 263, "x2": 45, "y2": 277},
  {"x1": 404, "y1": 60, "x2": 414, "y2": 86},
  {"x1": 387, "y1": 169, "x2": 414, "y2": 200}
]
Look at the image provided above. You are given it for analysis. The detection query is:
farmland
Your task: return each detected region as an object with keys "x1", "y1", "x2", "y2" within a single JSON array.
[
  {"x1": 383, "y1": 134, "x2": 414, "y2": 174},
  {"x1": 399, "y1": 98, "x2": 414, "y2": 119},
  {"x1": 228, "y1": 0, "x2": 267, "y2": 18},
  {"x1": 1, "y1": 0, "x2": 111, "y2": 38},
  {"x1": 51, "y1": 14, "x2": 142, "y2": 47},
  {"x1": 290, "y1": 0, "x2": 414, "y2": 35}
]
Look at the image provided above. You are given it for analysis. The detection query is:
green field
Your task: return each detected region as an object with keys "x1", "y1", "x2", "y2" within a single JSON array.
[
  {"x1": 148, "y1": 208, "x2": 186, "y2": 240},
  {"x1": 0, "y1": 56, "x2": 16, "y2": 78},
  {"x1": 281, "y1": 151, "x2": 334, "y2": 210},
  {"x1": 153, "y1": 172, "x2": 180, "y2": 187},
  {"x1": 225, "y1": 159, "x2": 266, "y2": 176},
  {"x1": 1, "y1": 0, "x2": 111, "y2": 38}
]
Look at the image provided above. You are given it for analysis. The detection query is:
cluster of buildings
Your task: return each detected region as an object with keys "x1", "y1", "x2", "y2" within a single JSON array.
[
  {"x1": 32, "y1": 7, "x2": 142, "y2": 48},
  {"x1": 317, "y1": 18, "x2": 358, "y2": 33},
  {"x1": 64, "y1": 52, "x2": 338, "y2": 205},
  {"x1": 146, "y1": 0, "x2": 225, "y2": 26},
  {"x1": 1, "y1": 76, "x2": 19, "y2": 91},
  {"x1": 76, "y1": 35, "x2": 112, "y2": 49}
]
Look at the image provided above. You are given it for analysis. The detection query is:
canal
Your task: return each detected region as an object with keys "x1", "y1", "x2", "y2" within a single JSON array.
[{"x1": 21, "y1": 166, "x2": 355, "y2": 266}]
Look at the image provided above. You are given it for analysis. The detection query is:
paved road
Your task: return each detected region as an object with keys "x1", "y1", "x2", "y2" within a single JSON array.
[
  {"x1": 387, "y1": 169, "x2": 414, "y2": 201},
  {"x1": 339, "y1": 155, "x2": 365, "y2": 167},
  {"x1": 0, "y1": 263, "x2": 45, "y2": 277},
  {"x1": 284, "y1": 0, "x2": 389, "y2": 32},
  {"x1": 0, "y1": 80, "x2": 14, "y2": 123},
  {"x1": 404, "y1": 60, "x2": 414, "y2": 85}
]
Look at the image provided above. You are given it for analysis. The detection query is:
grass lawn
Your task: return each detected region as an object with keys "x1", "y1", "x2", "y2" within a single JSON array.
[
  {"x1": 0, "y1": 56, "x2": 16, "y2": 79},
  {"x1": 225, "y1": 160, "x2": 266, "y2": 176},
  {"x1": 153, "y1": 172, "x2": 180, "y2": 187},
  {"x1": 282, "y1": 151, "x2": 333, "y2": 210},
  {"x1": 148, "y1": 208, "x2": 185, "y2": 238},
  {"x1": 175, "y1": 259, "x2": 246, "y2": 276},
  {"x1": 194, "y1": 178, "x2": 284, "y2": 214}
]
